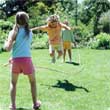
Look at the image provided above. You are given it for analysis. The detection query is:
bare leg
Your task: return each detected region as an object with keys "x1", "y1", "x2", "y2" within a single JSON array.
[
  {"x1": 10, "y1": 73, "x2": 19, "y2": 107},
  {"x1": 28, "y1": 73, "x2": 37, "y2": 105},
  {"x1": 68, "y1": 49, "x2": 72, "y2": 62},
  {"x1": 63, "y1": 49, "x2": 66, "y2": 62},
  {"x1": 49, "y1": 45, "x2": 56, "y2": 63},
  {"x1": 50, "y1": 51, "x2": 56, "y2": 63},
  {"x1": 50, "y1": 50, "x2": 55, "y2": 58},
  {"x1": 57, "y1": 50, "x2": 63, "y2": 59}
]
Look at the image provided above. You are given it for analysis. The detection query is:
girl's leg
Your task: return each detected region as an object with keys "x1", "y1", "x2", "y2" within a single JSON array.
[
  {"x1": 50, "y1": 50, "x2": 55, "y2": 57},
  {"x1": 10, "y1": 73, "x2": 19, "y2": 107},
  {"x1": 68, "y1": 49, "x2": 72, "y2": 62},
  {"x1": 28, "y1": 73, "x2": 37, "y2": 105},
  {"x1": 28, "y1": 73, "x2": 41, "y2": 109},
  {"x1": 49, "y1": 45, "x2": 55, "y2": 63},
  {"x1": 63, "y1": 49, "x2": 66, "y2": 62},
  {"x1": 57, "y1": 50, "x2": 63, "y2": 59},
  {"x1": 50, "y1": 51, "x2": 56, "y2": 63},
  {"x1": 57, "y1": 44, "x2": 63, "y2": 59}
]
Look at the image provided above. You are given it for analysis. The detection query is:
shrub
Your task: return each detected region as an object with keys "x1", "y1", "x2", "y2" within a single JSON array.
[
  {"x1": 0, "y1": 20, "x2": 13, "y2": 30},
  {"x1": 88, "y1": 33, "x2": 110, "y2": 49},
  {"x1": 32, "y1": 33, "x2": 48, "y2": 49},
  {"x1": 0, "y1": 29, "x2": 9, "y2": 46},
  {"x1": 73, "y1": 21, "x2": 94, "y2": 47}
]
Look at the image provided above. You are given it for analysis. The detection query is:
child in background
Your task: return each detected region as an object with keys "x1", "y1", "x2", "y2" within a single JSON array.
[
  {"x1": 4, "y1": 11, "x2": 41, "y2": 110},
  {"x1": 62, "y1": 21, "x2": 75, "y2": 63},
  {"x1": 31, "y1": 14, "x2": 71, "y2": 63}
]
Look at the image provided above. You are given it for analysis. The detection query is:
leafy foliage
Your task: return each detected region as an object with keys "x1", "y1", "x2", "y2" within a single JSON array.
[
  {"x1": 0, "y1": 0, "x2": 27, "y2": 17},
  {"x1": 0, "y1": 20, "x2": 12, "y2": 46},
  {"x1": 0, "y1": 0, "x2": 110, "y2": 49},
  {"x1": 0, "y1": 19, "x2": 13, "y2": 30},
  {"x1": 88, "y1": 33, "x2": 110, "y2": 49},
  {"x1": 99, "y1": 10, "x2": 110, "y2": 34},
  {"x1": 32, "y1": 33, "x2": 48, "y2": 49},
  {"x1": 79, "y1": 0, "x2": 110, "y2": 35}
]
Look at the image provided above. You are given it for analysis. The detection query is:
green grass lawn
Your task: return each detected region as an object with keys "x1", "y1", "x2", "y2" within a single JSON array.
[{"x1": 0, "y1": 49, "x2": 110, "y2": 110}]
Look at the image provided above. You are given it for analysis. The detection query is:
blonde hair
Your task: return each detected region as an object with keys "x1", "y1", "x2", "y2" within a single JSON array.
[
  {"x1": 47, "y1": 14, "x2": 60, "y2": 23},
  {"x1": 15, "y1": 11, "x2": 30, "y2": 36}
]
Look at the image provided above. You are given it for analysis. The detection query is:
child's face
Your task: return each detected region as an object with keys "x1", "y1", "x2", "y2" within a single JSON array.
[{"x1": 48, "y1": 21, "x2": 58, "y2": 28}]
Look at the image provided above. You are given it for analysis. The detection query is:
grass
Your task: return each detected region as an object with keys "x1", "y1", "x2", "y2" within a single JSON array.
[{"x1": 0, "y1": 48, "x2": 110, "y2": 110}]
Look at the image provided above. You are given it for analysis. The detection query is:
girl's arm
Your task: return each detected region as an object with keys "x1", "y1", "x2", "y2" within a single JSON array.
[
  {"x1": 71, "y1": 26, "x2": 79, "y2": 30},
  {"x1": 60, "y1": 23, "x2": 71, "y2": 30},
  {"x1": 31, "y1": 25, "x2": 48, "y2": 31},
  {"x1": 31, "y1": 26, "x2": 41, "y2": 31},
  {"x1": 4, "y1": 28, "x2": 17, "y2": 51}
]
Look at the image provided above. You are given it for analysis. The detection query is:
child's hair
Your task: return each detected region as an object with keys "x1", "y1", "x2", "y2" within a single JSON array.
[
  {"x1": 63, "y1": 21, "x2": 69, "y2": 25},
  {"x1": 15, "y1": 11, "x2": 30, "y2": 36},
  {"x1": 47, "y1": 14, "x2": 60, "y2": 23}
]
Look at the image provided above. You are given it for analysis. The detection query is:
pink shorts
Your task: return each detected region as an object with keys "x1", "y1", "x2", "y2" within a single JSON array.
[{"x1": 11, "y1": 57, "x2": 35, "y2": 75}]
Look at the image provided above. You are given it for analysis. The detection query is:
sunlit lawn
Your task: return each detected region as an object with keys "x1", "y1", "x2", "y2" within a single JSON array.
[{"x1": 0, "y1": 49, "x2": 110, "y2": 110}]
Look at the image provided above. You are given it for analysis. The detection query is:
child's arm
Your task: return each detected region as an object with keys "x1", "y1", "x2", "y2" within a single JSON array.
[
  {"x1": 31, "y1": 26, "x2": 41, "y2": 31},
  {"x1": 4, "y1": 28, "x2": 17, "y2": 51},
  {"x1": 31, "y1": 25, "x2": 48, "y2": 31},
  {"x1": 71, "y1": 26, "x2": 79, "y2": 31},
  {"x1": 60, "y1": 23, "x2": 71, "y2": 30}
]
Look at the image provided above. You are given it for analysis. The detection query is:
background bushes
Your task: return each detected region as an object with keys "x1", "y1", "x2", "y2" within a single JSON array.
[
  {"x1": 32, "y1": 33, "x2": 48, "y2": 49},
  {"x1": 88, "y1": 33, "x2": 110, "y2": 49},
  {"x1": 0, "y1": 0, "x2": 110, "y2": 49}
]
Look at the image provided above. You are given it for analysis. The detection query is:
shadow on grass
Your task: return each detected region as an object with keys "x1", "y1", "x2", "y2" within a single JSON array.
[
  {"x1": 16, "y1": 108, "x2": 32, "y2": 110},
  {"x1": 16, "y1": 108, "x2": 41, "y2": 110},
  {"x1": 65, "y1": 61, "x2": 80, "y2": 66},
  {"x1": 52, "y1": 80, "x2": 89, "y2": 92}
]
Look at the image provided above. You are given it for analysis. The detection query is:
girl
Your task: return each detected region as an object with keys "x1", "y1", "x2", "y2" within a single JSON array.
[
  {"x1": 31, "y1": 14, "x2": 71, "y2": 63},
  {"x1": 4, "y1": 11, "x2": 41, "y2": 110},
  {"x1": 62, "y1": 21, "x2": 74, "y2": 63}
]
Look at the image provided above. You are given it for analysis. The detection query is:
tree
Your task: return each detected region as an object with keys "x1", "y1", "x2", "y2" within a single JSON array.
[
  {"x1": 79, "y1": 0, "x2": 110, "y2": 35},
  {"x1": 99, "y1": 10, "x2": 110, "y2": 33},
  {"x1": 0, "y1": 0, "x2": 40, "y2": 17}
]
